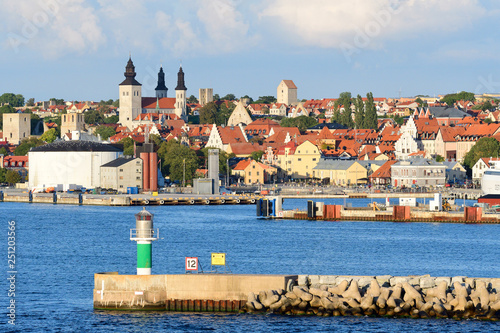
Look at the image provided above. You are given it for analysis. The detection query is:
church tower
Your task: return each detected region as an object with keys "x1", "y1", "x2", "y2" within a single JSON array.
[
  {"x1": 155, "y1": 66, "x2": 168, "y2": 98},
  {"x1": 119, "y1": 57, "x2": 142, "y2": 130},
  {"x1": 174, "y1": 65, "x2": 187, "y2": 120}
]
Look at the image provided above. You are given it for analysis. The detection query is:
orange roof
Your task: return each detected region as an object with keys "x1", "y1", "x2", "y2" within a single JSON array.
[
  {"x1": 282, "y1": 80, "x2": 297, "y2": 89},
  {"x1": 317, "y1": 126, "x2": 335, "y2": 140},
  {"x1": 2, "y1": 156, "x2": 28, "y2": 168},
  {"x1": 233, "y1": 159, "x2": 252, "y2": 170},
  {"x1": 480, "y1": 157, "x2": 500, "y2": 168},
  {"x1": 369, "y1": 160, "x2": 397, "y2": 179},
  {"x1": 142, "y1": 97, "x2": 176, "y2": 109},
  {"x1": 229, "y1": 142, "x2": 264, "y2": 156}
]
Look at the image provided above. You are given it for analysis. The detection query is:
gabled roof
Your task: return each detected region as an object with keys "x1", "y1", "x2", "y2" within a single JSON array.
[
  {"x1": 313, "y1": 158, "x2": 358, "y2": 170},
  {"x1": 142, "y1": 97, "x2": 176, "y2": 109},
  {"x1": 369, "y1": 160, "x2": 397, "y2": 179},
  {"x1": 281, "y1": 80, "x2": 297, "y2": 89},
  {"x1": 233, "y1": 159, "x2": 252, "y2": 170},
  {"x1": 317, "y1": 126, "x2": 335, "y2": 140}
]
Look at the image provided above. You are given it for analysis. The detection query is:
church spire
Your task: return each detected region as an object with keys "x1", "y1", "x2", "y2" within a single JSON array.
[
  {"x1": 119, "y1": 56, "x2": 141, "y2": 86},
  {"x1": 175, "y1": 65, "x2": 187, "y2": 91},
  {"x1": 155, "y1": 66, "x2": 168, "y2": 92}
]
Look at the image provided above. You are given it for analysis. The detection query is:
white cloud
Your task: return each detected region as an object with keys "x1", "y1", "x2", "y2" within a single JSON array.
[
  {"x1": 259, "y1": 0, "x2": 487, "y2": 49},
  {"x1": 196, "y1": 0, "x2": 254, "y2": 53},
  {"x1": 1, "y1": 0, "x2": 106, "y2": 57}
]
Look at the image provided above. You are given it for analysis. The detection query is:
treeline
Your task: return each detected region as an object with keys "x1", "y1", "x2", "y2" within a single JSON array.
[{"x1": 331, "y1": 92, "x2": 378, "y2": 129}]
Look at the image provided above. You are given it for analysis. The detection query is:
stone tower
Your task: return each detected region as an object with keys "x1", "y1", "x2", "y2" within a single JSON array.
[
  {"x1": 61, "y1": 112, "x2": 84, "y2": 135},
  {"x1": 174, "y1": 65, "x2": 187, "y2": 120},
  {"x1": 2, "y1": 112, "x2": 31, "y2": 145},
  {"x1": 155, "y1": 66, "x2": 168, "y2": 98},
  {"x1": 277, "y1": 80, "x2": 298, "y2": 106},
  {"x1": 199, "y1": 88, "x2": 213, "y2": 106},
  {"x1": 119, "y1": 57, "x2": 142, "y2": 130}
]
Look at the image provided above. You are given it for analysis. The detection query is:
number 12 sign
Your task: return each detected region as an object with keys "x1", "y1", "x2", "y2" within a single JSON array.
[{"x1": 185, "y1": 257, "x2": 198, "y2": 271}]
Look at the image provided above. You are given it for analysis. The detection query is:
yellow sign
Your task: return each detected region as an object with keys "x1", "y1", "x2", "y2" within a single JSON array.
[{"x1": 211, "y1": 253, "x2": 226, "y2": 266}]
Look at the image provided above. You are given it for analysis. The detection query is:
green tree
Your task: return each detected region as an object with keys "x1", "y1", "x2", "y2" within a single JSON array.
[
  {"x1": 280, "y1": 115, "x2": 318, "y2": 132},
  {"x1": 217, "y1": 102, "x2": 235, "y2": 125},
  {"x1": 255, "y1": 96, "x2": 277, "y2": 104},
  {"x1": 463, "y1": 137, "x2": 500, "y2": 170},
  {"x1": 187, "y1": 95, "x2": 198, "y2": 103},
  {"x1": 84, "y1": 109, "x2": 104, "y2": 124},
  {"x1": 435, "y1": 155, "x2": 445, "y2": 162},
  {"x1": 5, "y1": 170, "x2": 21, "y2": 185},
  {"x1": 0, "y1": 93, "x2": 24, "y2": 107},
  {"x1": 118, "y1": 137, "x2": 135, "y2": 156},
  {"x1": 441, "y1": 91, "x2": 475, "y2": 106},
  {"x1": 221, "y1": 94, "x2": 236, "y2": 101},
  {"x1": 157, "y1": 140, "x2": 198, "y2": 183},
  {"x1": 199, "y1": 102, "x2": 218, "y2": 124},
  {"x1": 94, "y1": 125, "x2": 116, "y2": 140},
  {"x1": 250, "y1": 150, "x2": 264, "y2": 161},
  {"x1": 40, "y1": 128, "x2": 58, "y2": 143},
  {"x1": 14, "y1": 138, "x2": 44, "y2": 156},
  {"x1": 149, "y1": 134, "x2": 163, "y2": 149},
  {"x1": 103, "y1": 115, "x2": 119, "y2": 124},
  {"x1": 0, "y1": 147, "x2": 8, "y2": 156},
  {"x1": 112, "y1": 100, "x2": 119, "y2": 108},
  {"x1": 26, "y1": 98, "x2": 35, "y2": 106},
  {"x1": 0, "y1": 168, "x2": 6, "y2": 183},
  {"x1": 354, "y1": 94, "x2": 365, "y2": 128},
  {"x1": 484, "y1": 118, "x2": 493, "y2": 124},
  {"x1": 364, "y1": 92, "x2": 378, "y2": 129},
  {"x1": 213, "y1": 94, "x2": 220, "y2": 101}
]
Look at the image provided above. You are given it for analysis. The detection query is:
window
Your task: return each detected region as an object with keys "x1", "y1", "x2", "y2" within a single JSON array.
[
  {"x1": 119, "y1": 169, "x2": 123, "y2": 172},
  {"x1": 312, "y1": 158, "x2": 316, "y2": 161},
  {"x1": 248, "y1": 172, "x2": 251, "y2": 176},
  {"x1": 257, "y1": 172, "x2": 260, "y2": 176},
  {"x1": 136, "y1": 177, "x2": 141, "y2": 180},
  {"x1": 298, "y1": 158, "x2": 302, "y2": 161},
  {"x1": 120, "y1": 185, "x2": 123, "y2": 188},
  {"x1": 119, "y1": 176, "x2": 123, "y2": 180}
]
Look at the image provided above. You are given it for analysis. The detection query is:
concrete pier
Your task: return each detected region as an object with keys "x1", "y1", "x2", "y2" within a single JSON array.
[
  {"x1": 93, "y1": 272, "x2": 296, "y2": 310},
  {"x1": 0, "y1": 191, "x2": 257, "y2": 206},
  {"x1": 93, "y1": 272, "x2": 500, "y2": 320}
]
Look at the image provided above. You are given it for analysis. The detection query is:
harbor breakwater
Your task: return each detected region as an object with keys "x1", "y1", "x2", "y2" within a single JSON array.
[
  {"x1": 94, "y1": 273, "x2": 500, "y2": 320},
  {"x1": 245, "y1": 275, "x2": 500, "y2": 320}
]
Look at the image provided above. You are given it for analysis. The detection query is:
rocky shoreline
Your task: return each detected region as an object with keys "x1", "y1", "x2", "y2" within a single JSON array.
[{"x1": 244, "y1": 275, "x2": 500, "y2": 320}]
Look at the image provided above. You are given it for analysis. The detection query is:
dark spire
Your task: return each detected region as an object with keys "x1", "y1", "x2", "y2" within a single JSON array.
[
  {"x1": 155, "y1": 66, "x2": 168, "y2": 92},
  {"x1": 175, "y1": 65, "x2": 187, "y2": 91},
  {"x1": 119, "y1": 56, "x2": 141, "y2": 86}
]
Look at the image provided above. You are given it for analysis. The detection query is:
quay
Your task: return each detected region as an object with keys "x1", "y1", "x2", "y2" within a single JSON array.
[
  {"x1": 93, "y1": 272, "x2": 500, "y2": 320},
  {"x1": 0, "y1": 190, "x2": 257, "y2": 206},
  {"x1": 257, "y1": 197, "x2": 500, "y2": 224}
]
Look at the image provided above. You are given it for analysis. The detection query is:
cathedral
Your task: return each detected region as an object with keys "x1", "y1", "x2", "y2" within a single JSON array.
[{"x1": 118, "y1": 57, "x2": 188, "y2": 129}]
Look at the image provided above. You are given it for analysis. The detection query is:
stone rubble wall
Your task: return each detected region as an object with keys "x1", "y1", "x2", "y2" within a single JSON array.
[{"x1": 245, "y1": 275, "x2": 500, "y2": 320}]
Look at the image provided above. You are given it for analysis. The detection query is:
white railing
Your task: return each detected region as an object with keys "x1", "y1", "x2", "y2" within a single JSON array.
[{"x1": 130, "y1": 228, "x2": 159, "y2": 241}]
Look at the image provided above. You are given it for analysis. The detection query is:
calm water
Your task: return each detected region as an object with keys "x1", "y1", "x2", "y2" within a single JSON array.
[{"x1": 1, "y1": 199, "x2": 499, "y2": 332}]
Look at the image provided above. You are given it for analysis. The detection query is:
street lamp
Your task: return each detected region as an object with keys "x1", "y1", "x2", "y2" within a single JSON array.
[
  {"x1": 226, "y1": 158, "x2": 229, "y2": 186},
  {"x1": 183, "y1": 158, "x2": 186, "y2": 189}
]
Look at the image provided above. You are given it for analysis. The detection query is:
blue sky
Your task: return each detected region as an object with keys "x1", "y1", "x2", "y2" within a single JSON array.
[{"x1": 1, "y1": 0, "x2": 499, "y2": 103}]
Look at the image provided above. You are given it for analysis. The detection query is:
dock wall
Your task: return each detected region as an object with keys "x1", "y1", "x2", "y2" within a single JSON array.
[{"x1": 93, "y1": 273, "x2": 296, "y2": 310}]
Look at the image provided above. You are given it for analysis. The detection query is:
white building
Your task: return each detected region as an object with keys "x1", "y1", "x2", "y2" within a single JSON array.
[
  {"x1": 395, "y1": 115, "x2": 420, "y2": 160},
  {"x1": 28, "y1": 141, "x2": 122, "y2": 191}
]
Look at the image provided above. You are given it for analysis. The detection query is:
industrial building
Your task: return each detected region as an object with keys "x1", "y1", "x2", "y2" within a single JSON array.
[
  {"x1": 100, "y1": 157, "x2": 143, "y2": 192},
  {"x1": 28, "y1": 141, "x2": 122, "y2": 191}
]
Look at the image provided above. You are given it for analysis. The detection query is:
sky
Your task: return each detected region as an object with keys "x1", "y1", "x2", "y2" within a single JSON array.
[{"x1": 1, "y1": 0, "x2": 500, "y2": 103}]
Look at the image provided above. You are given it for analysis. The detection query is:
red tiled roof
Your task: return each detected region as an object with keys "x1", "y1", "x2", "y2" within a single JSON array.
[
  {"x1": 282, "y1": 80, "x2": 297, "y2": 89},
  {"x1": 142, "y1": 97, "x2": 176, "y2": 109}
]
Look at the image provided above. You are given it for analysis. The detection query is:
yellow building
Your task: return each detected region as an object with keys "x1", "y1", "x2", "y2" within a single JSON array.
[
  {"x1": 312, "y1": 159, "x2": 368, "y2": 185},
  {"x1": 232, "y1": 159, "x2": 277, "y2": 184},
  {"x1": 289, "y1": 140, "x2": 321, "y2": 179}
]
